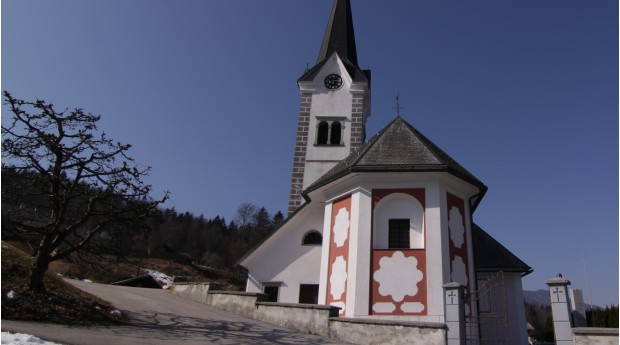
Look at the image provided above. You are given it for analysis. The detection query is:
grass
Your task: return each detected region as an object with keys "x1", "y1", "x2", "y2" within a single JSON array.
[{"x1": 1, "y1": 242, "x2": 126, "y2": 325}]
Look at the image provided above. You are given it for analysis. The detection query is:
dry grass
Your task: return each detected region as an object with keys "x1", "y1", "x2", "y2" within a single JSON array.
[
  {"x1": 2, "y1": 240, "x2": 243, "y2": 325},
  {"x1": 1, "y1": 242, "x2": 126, "y2": 325}
]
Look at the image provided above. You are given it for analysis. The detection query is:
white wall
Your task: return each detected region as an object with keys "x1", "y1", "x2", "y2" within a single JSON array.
[
  {"x1": 301, "y1": 53, "x2": 368, "y2": 190},
  {"x1": 504, "y1": 272, "x2": 529, "y2": 344},
  {"x1": 477, "y1": 272, "x2": 529, "y2": 344},
  {"x1": 242, "y1": 204, "x2": 324, "y2": 303}
]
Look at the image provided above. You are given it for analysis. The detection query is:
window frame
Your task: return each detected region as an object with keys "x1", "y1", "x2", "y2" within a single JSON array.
[
  {"x1": 314, "y1": 117, "x2": 345, "y2": 146},
  {"x1": 388, "y1": 218, "x2": 411, "y2": 249},
  {"x1": 298, "y1": 284, "x2": 320, "y2": 304},
  {"x1": 302, "y1": 230, "x2": 323, "y2": 246},
  {"x1": 262, "y1": 282, "x2": 281, "y2": 302}
]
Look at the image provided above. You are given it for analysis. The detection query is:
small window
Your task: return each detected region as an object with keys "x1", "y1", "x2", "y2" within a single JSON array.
[
  {"x1": 263, "y1": 285, "x2": 279, "y2": 302},
  {"x1": 388, "y1": 219, "x2": 410, "y2": 249},
  {"x1": 302, "y1": 231, "x2": 322, "y2": 245},
  {"x1": 317, "y1": 121, "x2": 329, "y2": 145},
  {"x1": 330, "y1": 121, "x2": 341, "y2": 145},
  {"x1": 299, "y1": 284, "x2": 319, "y2": 304}
]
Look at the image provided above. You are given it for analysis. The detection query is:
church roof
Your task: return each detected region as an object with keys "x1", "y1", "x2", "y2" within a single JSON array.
[
  {"x1": 317, "y1": 0, "x2": 358, "y2": 66},
  {"x1": 472, "y1": 224, "x2": 532, "y2": 275},
  {"x1": 304, "y1": 116, "x2": 487, "y2": 197},
  {"x1": 298, "y1": 0, "x2": 370, "y2": 84}
]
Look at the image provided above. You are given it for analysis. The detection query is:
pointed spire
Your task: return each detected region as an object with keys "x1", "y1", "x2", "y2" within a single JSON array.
[{"x1": 317, "y1": 0, "x2": 358, "y2": 66}]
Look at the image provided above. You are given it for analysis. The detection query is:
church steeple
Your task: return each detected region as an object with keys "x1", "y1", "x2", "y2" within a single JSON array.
[
  {"x1": 317, "y1": 0, "x2": 358, "y2": 66},
  {"x1": 299, "y1": 0, "x2": 369, "y2": 84},
  {"x1": 288, "y1": 0, "x2": 371, "y2": 215}
]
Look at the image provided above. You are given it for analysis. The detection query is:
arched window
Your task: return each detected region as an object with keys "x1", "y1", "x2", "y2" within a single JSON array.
[
  {"x1": 315, "y1": 118, "x2": 345, "y2": 146},
  {"x1": 317, "y1": 121, "x2": 329, "y2": 145},
  {"x1": 302, "y1": 231, "x2": 323, "y2": 245},
  {"x1": 330, "y1": 121, "x2": 341, "y2": 145},
  {"x1": 373, "y1": 193, "x2": 424, "y2": 249}
]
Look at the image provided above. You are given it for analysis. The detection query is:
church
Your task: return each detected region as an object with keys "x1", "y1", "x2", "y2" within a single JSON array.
[{"x1": 239, "y1": 0, "x2": 532, "y2": 342}]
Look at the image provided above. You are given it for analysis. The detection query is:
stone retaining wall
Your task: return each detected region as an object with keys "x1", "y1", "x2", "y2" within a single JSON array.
[
  {"x1": 255, "y1": 302, "x2": 339, "y2": 337},
  {"x1": 573, "y1": 327, "x2": 619, "y2": 345},
  {"x1": 329, "y1": 317, "x2": 446, "y2": 345},
  {"x1": 205, "y1": 291, "x2": 267, "y2": 319},
  {"x1": 200, "y1": 289, "x2": 447, "y2": 345},
  {"x1": 169, "y1": 282, "x2": 222, "y2": 303}
]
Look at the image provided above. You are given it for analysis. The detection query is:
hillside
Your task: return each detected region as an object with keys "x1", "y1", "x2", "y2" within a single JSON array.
[
  {"x1": 523, "y1": 289, "x2": 600, "y2": 309},
  {"x1": 524, "y1": 289, "x2": 552, "y2": 307},
  {"x1": 1, "y1": 242, "x2": 124, "y2": 325}
]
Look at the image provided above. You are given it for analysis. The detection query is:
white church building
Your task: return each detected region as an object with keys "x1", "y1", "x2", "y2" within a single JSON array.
[{"x1": 239, "y1": 1, "x2": 532, "y2": 342}]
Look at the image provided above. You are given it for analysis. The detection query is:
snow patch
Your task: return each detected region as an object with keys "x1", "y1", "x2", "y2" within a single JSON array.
[
  {"x1": 1, "y1": 332, "x2": 63, "y2": 345},
  {"x1": 6, "y1": 291, "x2": 17, "y2": 299},
  {"x1": 142, "y1": 269, "x2": 173, "y2": 289}
]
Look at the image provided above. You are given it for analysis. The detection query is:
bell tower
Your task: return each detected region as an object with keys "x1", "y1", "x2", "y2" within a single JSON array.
[{"x1": 288, "y1": 0, "x2": 371, "y2": 215}]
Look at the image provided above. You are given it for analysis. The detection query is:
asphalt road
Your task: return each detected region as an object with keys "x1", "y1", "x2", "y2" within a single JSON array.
[{"x1": 2, "y1": 279, "x2": 351, "y2": 345}]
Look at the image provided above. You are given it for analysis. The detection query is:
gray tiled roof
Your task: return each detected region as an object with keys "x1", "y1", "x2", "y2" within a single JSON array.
[
  {"x1": 472, "y1": 224, "x2": 532, "y2": 275},
  {"x1": 304, "y1": 116, "x2": 486, "y2": 194}
]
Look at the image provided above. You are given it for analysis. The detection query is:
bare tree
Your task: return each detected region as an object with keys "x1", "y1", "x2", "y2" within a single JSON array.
[
  {"x1": 234, "y1": 202, "x2": 257, "y2": 228},
  {"x1": 1, "y1": 91, "x2": 167, "y2": 292}
]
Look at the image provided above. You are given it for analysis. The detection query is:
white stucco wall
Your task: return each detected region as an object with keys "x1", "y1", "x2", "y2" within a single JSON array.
[
  {"x1": 242, "y1": 203, "x2": 324, "y2": 303},
  {"x1": 425, "y1": 180, "x2": 447, "y2": 322},
  {"x1": 346, "y1": 188, "x2": 372, "y2": 317},
  {"x1": 300, "y1": 53, "x2": 369, "y2": 190},
  {"x1": 504, "y1": 272, "x2": 529, "y2": 343}
]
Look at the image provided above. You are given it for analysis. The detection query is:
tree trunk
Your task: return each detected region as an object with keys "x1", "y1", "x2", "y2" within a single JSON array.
[{"x1": 29, "y1": 249, "x2": 51, "y2": 293}]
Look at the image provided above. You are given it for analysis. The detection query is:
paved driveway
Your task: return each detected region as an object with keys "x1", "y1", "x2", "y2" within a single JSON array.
[{"x1": 2, "y1": 280, "x2": 351, "y2": 345}]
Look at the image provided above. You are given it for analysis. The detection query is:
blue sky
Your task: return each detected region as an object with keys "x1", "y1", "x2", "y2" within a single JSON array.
[{"x1": 3, "y1": 1, "x2": 618, "y2": 306}]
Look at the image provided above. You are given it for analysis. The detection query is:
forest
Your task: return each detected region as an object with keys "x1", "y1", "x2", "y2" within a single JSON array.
[{"x1": 1, "y1": 167, "x2": 282, "y2": 280}]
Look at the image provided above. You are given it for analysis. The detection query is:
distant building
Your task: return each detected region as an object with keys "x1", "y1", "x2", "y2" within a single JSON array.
[
  {"x1": 239, "y1": 1, "x2": 532, "y2": 343},
  {"x1": 570, "y1": 288, "x2": 588, "y2": 327}
]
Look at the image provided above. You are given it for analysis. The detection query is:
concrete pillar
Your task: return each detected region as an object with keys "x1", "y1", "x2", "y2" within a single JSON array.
[
  {"x1": 546, "y1": 274, "x2": 574, "y2": 345},
  {"x1": 444, "y1": 282, "x2": 466, "y2": 345}
]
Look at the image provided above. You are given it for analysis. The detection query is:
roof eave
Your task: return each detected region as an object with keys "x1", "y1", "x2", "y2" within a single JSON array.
[
  {"x1": 476, "y1": 267, "x2": 534, "y2": 276},
  {"x1": 237, "y1": 202, "x2": 310, "y2": 267},
  {"x1": 303, "y1": 165, "x2": 486, "y2": 197}
]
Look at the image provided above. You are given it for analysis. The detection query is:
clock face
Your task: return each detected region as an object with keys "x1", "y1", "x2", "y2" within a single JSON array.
[{"x1": 324, "y1": 74, "x2": 343, "y2": 90}]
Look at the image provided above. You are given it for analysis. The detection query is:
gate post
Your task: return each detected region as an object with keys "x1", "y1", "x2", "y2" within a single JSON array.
[
  {"x1": 444, "y1": 282, "x2": 466, "y2": 345},
  {"x1": 546, "y1": 274, "x2": 574, "y2": 345}
]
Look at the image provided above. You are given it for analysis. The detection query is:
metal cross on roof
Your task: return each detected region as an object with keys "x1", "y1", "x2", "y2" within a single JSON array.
[{"x1": 393, "y1": 93, "x2": 404, "y2": 117}]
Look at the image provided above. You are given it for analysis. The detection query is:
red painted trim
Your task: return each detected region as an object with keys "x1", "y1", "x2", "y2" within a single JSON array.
[
  {"x1": 370, "y1": 249, "x2": 428, "y2": 315},
  {"x1": 447, "y1": 193, "x2": 473, "y2": 315},
  {"x1": 369, "y1": 189, "x2": 428, "y2": 315},
  {"x1": 326, "y1": 195, "x2": 352, "y2": 316}
]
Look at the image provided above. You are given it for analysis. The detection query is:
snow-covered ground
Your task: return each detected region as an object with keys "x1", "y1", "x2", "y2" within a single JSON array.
[
  {"x1": 142, "y1": 268, "x2": 173, "y2": 289},
  {"x1": 1, "y1": 332, "x2": 62, "y2": 345}
]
